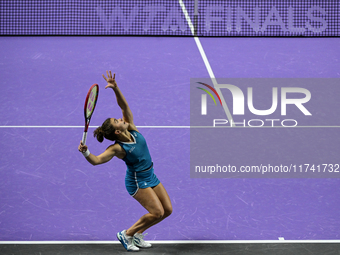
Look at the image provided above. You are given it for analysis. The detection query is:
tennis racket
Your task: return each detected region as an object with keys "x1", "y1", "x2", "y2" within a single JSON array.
[{"x1": 82, "y1": 84, "x2": 99, "y2": 145}]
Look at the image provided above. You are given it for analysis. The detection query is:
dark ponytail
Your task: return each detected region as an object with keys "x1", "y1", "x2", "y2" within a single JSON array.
[
  {"x1": 93, "y1": 126, "x2": 105, "y2": 143},
  {"x1": 93, "y1": 118, "x2": 117, "y2": 142}
]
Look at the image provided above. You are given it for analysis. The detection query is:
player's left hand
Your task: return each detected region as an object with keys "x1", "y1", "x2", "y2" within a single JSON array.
[{"x1": 103, "y1": 71, "x2": 117, "y2": 89}]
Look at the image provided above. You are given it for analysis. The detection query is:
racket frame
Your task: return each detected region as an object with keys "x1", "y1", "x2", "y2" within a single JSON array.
[{"x1": 82, "y1": 83, "x2": 99, "y2": 145}]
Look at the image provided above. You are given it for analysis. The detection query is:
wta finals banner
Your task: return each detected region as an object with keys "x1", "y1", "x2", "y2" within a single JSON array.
[
  {"x1": 0, "y1": 0, "x2": 338, "y2": 36},
  {"x1": 190, "y1": 78, "x2": 340, "y2": 178}
]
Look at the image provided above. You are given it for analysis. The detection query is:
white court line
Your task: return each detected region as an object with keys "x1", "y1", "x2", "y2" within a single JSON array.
[
  {"x1": 1, "y1": 240, "x2": 340, "y2": 244},
  {"x1": 0, "y1": 126, "x2": 339, "y2": 128},
  {"x1": 0, "y1": 126, "x2": 190, "y2": 128},
  {"x1": 178, "y1": 0, "x2": 235, "y2": 126}
]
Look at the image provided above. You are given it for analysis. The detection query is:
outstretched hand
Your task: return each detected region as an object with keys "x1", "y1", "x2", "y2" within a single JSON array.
[{"x1": 102, "y1": 70, "x2": 117, "y2": 89}]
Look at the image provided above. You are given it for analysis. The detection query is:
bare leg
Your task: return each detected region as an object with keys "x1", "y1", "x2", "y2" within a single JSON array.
[
  {"x1": 125, "y1": 187, "x2": 164, "y2": 236},
  {"x1": 137, "y1": 183, "x2": 172, "y2": 233}
]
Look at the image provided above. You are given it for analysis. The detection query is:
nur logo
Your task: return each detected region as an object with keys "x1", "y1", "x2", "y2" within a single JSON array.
[
  {"x1": 195, "y1": 80, "x2": 312, "y2": 127},
  {"x1": 196, "y1": 82, "x2": 222, "y2": 115}
]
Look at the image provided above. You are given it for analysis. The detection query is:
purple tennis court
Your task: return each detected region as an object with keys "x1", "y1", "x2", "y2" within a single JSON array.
[{"x1": 1, "y1": 1, "x2": 340, "y2": 254}]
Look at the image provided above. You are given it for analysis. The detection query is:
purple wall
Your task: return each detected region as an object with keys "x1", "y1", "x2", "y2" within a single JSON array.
[
  {"x1": 1, "y1": 0, "x2": 338, "y2": 36},
  {"x1": 0, "y1": 36, "x2": 339, "y2": 241}
]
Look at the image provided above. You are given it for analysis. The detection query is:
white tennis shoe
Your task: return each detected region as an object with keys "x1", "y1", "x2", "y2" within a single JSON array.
[
  {"x1": 117, "y1": 230, "x2": 139, "y2": 252},
  {"x1": 133, "y1": 233, "x2": 152, "y2": 248}
]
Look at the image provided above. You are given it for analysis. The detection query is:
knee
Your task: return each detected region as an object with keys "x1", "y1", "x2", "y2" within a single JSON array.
[
  {"x1": 151, "y1": 208, "x2": 164, "y2": 220},
  {"x1": 163, "y1": 206, "x2": 173, "y2": 218}
]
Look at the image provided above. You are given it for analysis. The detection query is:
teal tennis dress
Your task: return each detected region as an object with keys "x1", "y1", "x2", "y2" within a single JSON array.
[{"x1": 116, "y1": 130, "x2": 160, "y2": 196}]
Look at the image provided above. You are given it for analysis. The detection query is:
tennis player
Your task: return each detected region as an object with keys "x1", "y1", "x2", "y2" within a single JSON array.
[{"x1": 78, "y1": 71, "x2": 172, "y2": 251}]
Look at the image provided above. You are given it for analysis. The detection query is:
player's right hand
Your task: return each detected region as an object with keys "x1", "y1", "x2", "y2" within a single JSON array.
[{"x1": 78, "y1": 141, "x2": 88, "y2": 153}]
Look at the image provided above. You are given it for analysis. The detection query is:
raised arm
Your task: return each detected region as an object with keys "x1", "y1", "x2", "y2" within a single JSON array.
[{"x1": 102, "y1": 71, "x2": 134, "y2": 125}]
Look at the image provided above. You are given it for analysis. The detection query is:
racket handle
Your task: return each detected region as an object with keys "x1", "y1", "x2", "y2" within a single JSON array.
[{"x1": 82, "y1": 132, "x2": 88, "y2": 145}]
